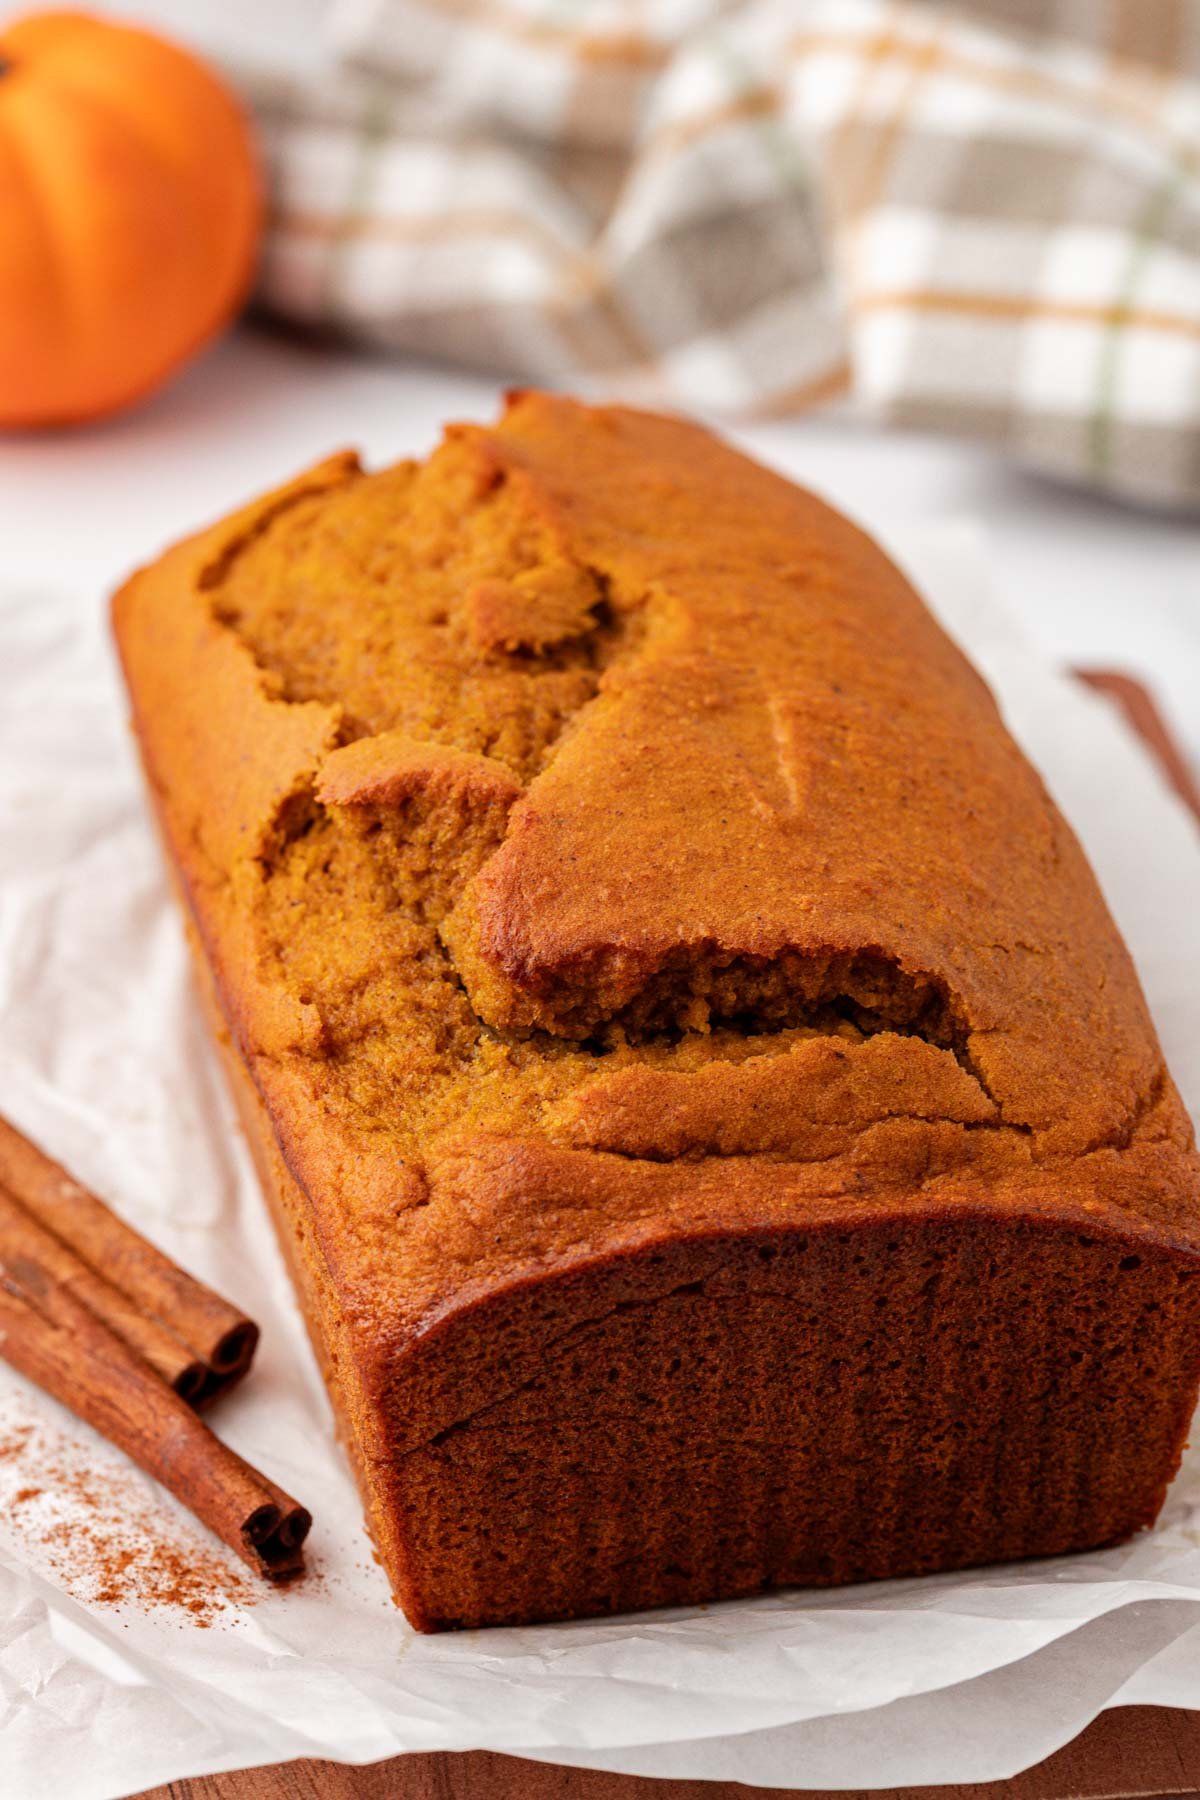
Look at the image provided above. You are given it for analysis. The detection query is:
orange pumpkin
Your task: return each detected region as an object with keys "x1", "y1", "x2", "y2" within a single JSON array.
[{"x1": 0, "y1": 10, "x2": 262, "y2": 427}]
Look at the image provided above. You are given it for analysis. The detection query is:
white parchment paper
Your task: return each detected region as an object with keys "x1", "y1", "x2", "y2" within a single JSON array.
[{"x1": 1, "y1": 525, "x2": 1198, "y2": 1799}]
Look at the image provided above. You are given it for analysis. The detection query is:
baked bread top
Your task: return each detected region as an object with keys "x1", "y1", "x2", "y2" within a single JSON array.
[{"x1": 114, "y1": 393, "x2": 1200, "y2": 1361}]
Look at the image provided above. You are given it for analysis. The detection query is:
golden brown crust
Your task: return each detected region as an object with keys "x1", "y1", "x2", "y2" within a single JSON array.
[
  {"x1": 112, "y1": 394, "x2": 1200, "y2": 1630},
  {"x1": 450, "y1": 403, "x2": 1161, "y2": 1156}
]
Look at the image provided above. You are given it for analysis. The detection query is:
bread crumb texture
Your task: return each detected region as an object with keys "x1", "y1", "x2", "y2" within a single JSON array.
[{"x1": 114, "y1": 397, "x2": 1200, "y2": 1312}]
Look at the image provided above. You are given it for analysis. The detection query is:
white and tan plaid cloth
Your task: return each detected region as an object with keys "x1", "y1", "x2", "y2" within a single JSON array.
[{"x1": 249, "y1": 0, "x2": 1200, "y2": 510}]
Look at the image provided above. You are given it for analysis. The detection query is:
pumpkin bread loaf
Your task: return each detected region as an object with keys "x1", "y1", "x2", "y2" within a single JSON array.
[{"x1": 113, "y1": 393, "x2": 1200, "y2": 1631}]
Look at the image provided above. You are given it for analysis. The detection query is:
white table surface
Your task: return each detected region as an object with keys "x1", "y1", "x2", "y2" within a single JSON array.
[{"x1": 2, "y1": 322, "x2": 1197, "y2": 771}]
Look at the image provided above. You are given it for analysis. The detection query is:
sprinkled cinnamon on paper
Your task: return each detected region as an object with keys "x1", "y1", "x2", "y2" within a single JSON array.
[{"x1": 0, "y1": 1411, "x2": 258, "y2": 1626}]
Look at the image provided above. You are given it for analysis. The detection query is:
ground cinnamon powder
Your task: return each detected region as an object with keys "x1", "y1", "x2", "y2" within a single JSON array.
[{"x1": 0, "y1": 1412, "x2": 259, "y2": 1625}]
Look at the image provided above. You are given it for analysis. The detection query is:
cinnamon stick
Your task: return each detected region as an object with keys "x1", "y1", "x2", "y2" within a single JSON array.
[
  {"x1": 0, "y1": 1186, "x2": 208, "y2": 1401},
  {"x1": 0, "y1": 1117, "x2": 258, "y2": 1401},
  {"x1": 1075, "y1": 669, "x2": 1200, "y2": 825},
  {"x1": 0, "y1": 1250, "x2": 310, "y2": 1581}
]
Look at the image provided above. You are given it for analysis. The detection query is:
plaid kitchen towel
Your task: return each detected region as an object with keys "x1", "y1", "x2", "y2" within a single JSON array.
[{"x1": 249, "y1": 0, "x2": 1200, "y2": 510}]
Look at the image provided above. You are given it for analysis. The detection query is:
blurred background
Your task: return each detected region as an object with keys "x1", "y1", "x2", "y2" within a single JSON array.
[{"x1": 1, "y1": 0, "x2": 1198, "y2": 766}]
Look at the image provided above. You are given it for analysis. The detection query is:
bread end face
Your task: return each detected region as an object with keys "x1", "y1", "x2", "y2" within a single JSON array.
[
  {"x1": 367, "y1": 1203, "x2": 1200, "y2": 1631},
  {"x1": 205, "y1": 1045, "x2": 1200, "y2": 1632}
]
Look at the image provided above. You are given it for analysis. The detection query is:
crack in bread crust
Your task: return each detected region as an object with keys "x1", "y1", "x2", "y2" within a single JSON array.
[{"x1": 172, "y1": 401, "x2": 1187, "y2": 1180}]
